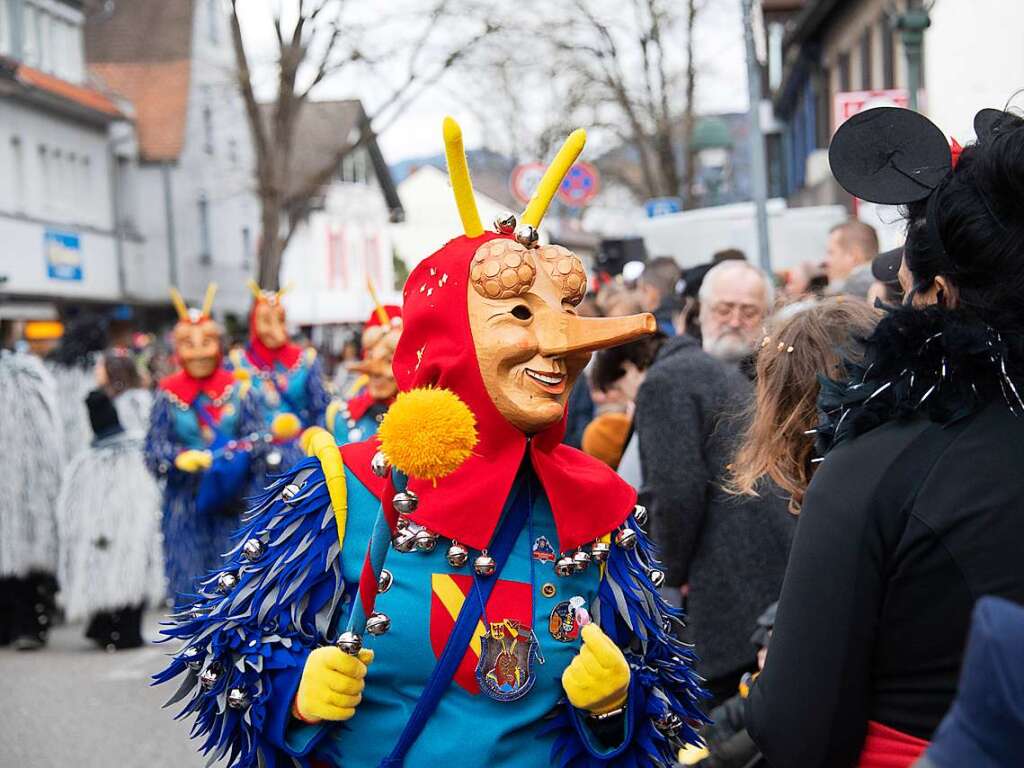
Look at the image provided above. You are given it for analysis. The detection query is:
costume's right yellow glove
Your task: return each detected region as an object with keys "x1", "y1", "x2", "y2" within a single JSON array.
[
  {"x1": 293, "y1": 646, "x2": 374, "y2": 723},
  {"x1": 174, "y1": 449, "x2": 212, "y2": 473}
]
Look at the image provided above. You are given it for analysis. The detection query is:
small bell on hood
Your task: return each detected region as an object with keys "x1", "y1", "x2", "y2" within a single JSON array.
[
  {"x1": 474, "y1": 551, "x2": 496, "y2": 576},
  {"x1": 446, "y1": 541, "x2": 469, "y2": 568}
]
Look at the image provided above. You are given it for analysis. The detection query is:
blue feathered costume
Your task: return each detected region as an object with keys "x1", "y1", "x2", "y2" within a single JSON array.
[{"x1": 156, "y1": 121, "x2": 706, "y2": 767}]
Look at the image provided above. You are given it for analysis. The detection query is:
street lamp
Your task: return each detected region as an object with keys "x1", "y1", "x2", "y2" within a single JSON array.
[{"x1": 894, "y1": 2, "x2": 933, "y2": 112}]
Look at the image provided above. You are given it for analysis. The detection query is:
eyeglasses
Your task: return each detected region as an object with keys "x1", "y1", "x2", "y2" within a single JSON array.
[{"x1": 708, "y1": 302, "x2": 764, "y2": 323}]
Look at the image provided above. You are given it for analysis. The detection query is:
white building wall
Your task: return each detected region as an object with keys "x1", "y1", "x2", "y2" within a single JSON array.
[
  {"x1": 0, "y1": 97, "x2": 122, "y2": 299},
  {"x1": 167, "y1": 0, "x2": 259, "y2": 317},
  {"x1": 925, "y1": 0, "x2": 1024, "y2": 141}
]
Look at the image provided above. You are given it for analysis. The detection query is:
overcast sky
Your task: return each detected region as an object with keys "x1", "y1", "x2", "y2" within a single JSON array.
[{"x1": 236, "y1": 1, "x2": 750, "y2": 164}]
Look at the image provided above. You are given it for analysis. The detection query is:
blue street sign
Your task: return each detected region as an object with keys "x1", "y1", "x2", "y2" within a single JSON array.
[
  {"x1": 44, "y1": 229, "x2": 83, "y2": 281},
  {"x1": 644, "y1": 197, "x2": 683, "y2": 218}
]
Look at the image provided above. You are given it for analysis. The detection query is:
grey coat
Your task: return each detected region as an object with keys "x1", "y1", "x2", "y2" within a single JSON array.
[{"x1": 635, "y1": 334, "x2": 795, "y2": 680}]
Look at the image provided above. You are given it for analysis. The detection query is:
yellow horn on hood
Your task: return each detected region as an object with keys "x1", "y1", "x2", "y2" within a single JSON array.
[{"x1": 443, "y1": 116, "x2": 484, "y2": 238}]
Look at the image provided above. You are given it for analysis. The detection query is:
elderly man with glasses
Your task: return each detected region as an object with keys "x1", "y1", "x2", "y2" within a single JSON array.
[{"x1": 633, "y1": 260, "x2": 796, "y2": 710}]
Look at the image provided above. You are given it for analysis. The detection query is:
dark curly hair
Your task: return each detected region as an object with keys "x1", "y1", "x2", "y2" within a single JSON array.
[{"x1": 903, "y1": 109, "x2": 1024, "y2": 332}]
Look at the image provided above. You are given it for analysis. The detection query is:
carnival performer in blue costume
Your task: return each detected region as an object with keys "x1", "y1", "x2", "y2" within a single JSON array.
[
  {"x1": 229, "y1": 282, "x2": 331, "y2": 472},
  {"x1": 326, "y1": 304, "x2": 401, "y2": 446},
  {"x1": 145, "y1": 285, "x2": 264, "y2": 604},
  {"x1": 156, "y1": 119, "x2": 706, "y2": 768}
]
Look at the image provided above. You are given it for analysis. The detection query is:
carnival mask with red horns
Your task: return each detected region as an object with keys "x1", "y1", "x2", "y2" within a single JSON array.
[
  {"x1": 170, "y1": 284, "x2": 223, "y2": 380},
  {"x1": 386, "y1": 117, "x2": 655, "y2": 554}
]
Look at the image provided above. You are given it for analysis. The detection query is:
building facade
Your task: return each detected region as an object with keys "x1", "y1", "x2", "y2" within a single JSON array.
[
  {"x1": 86, "y1": 0, "x2": 259, "y2": 317},
  {"x1": 0, "y1": 0, "x2": 138, "y2": 320}
]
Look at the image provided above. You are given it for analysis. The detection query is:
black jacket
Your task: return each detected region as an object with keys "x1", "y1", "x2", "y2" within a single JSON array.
[
  {"x1": 747, "y1": 307, "x2": 1024, "y2": 768},
  {"x1": 635, "y1": 335, "x2": 794, "y2": 680}
]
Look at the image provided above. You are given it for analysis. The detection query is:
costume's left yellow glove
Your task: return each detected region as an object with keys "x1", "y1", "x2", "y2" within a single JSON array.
[
  {"x1": 562, "y1": 623, "x2": 630, "y2": 714},
  {"x1": 271, "y1": 412, "x2": 302, "y2": 441}
]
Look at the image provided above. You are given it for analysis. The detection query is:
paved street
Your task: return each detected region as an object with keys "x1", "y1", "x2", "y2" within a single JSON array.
[{"x1": 0, "y1": 612, "x2": 206, "y2": 768}]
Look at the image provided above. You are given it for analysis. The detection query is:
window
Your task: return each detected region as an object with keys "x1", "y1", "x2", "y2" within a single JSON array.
[
  {"x1": 881, "y1": 19, "x2": 895, "y2": 89},
  {"x1": 198, "y1": 193, "x2": 212, "y2": 264},
  {"x1": 208, "y1": 0, "x2": 219, "y2": 43},
  {"x1": 203, "y1": 104, "x2": 214, "y2": 154},
  {"x1": 241, "y1": 226, "x2": 252, "y2": 270},
  {"x1": 38, "y1": 9, "x2": 51, "y2": 72},
  {"x1": 837, "y1": 51, "x2": 851, "y2": 92},
  {"x1": 0, "y1": 0, "x2": 11, "y2": 57},
  {"x1": 860, "y1": 28, "x2": 873, "y2": 90},
  {"x1": 38, "y1": 144, "x2": 49, "y2": 205},
  {"x1": 10, "y1": 137, "x2": 23, "y2": 212},
  {"x1": 23, "y1": 4, "x2": 38, "y2": 66}
]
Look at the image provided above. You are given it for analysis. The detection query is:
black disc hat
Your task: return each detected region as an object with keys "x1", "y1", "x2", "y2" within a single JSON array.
[{"x1": 828, "y1": 107, "x2": 953, "y2": 205}]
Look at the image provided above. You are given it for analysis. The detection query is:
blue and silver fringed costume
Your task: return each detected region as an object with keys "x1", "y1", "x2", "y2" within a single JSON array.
[
  {"x1": 155, "y1": 451, "x2": 707, "y2": 768},
  {"x1": 144, "y1": 381, "x2": 265, "y2": 603},
  {"x1": 228, "y1": 347, "x2": 331, "y2": 470}
]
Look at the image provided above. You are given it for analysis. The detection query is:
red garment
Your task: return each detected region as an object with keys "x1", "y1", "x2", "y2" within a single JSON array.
[
  {"x1": 247, "y1": 302, "x2": 302, "y2": 370},
  {"x1": 858, "y1": 721, "x2": 929, "y2": 768},
  {"x1": 364, "y1": 304, "x2": 402, "y2": 329},
  {"x1": 391, "y1": 232, "x2": 636, "y2": 554},
  {"x1": 347, "y1": 390, "x2": 395, "y2": 422},
  {"x1": 159, "y1": 368, "x2": 236, "y2": 418}
]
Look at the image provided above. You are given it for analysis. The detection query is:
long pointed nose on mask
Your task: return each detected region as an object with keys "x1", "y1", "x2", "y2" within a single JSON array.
[
  {"x1": 348, "y1": 358, "x2": 393, "y2": 377},
  {"x1": 536, "y1": 311, "x2": 657, "y2": 357}
]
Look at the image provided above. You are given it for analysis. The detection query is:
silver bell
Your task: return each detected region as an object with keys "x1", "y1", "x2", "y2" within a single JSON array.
[
  {"x1": 242, "y1": 538, "x2": 265, "y2": 562},
  {"x1": 473, "y1": 552, "x2": 496, "y2": 576},
  {"x1": 494, "y1": 212, "x2": 517, "y2": 234},
  {"x1": 266, "y1": 449, "x2": 283, "y2": 470},
  {"x1": 392, "y1": 490, "x2": 419, "y2": 515},
  {"x1": 590, "y1": 541, "x2": 611, "y2": 562},
  {"x1": 377, "y1": 568, "x2": 393, "y2": 593},
  {"x1": 655, "y1": 711, "x2": 683, "y2": 737},
  {"x1": 182, "y1": 646, "x2": 203, "y2": 671},
  {"x1": 199, "y1": 663, "x2": 221, "y2": 690},
  {"x1": 515, "y1": 224, "x2": 539, "y2": 248},
  {"x1": 649, "y1": 568, "x2": 666, "y2": 588},
  {"x1": 227, "y1": 687, "x2": 250, "y2": 710},
  {"x1": 371, "y1": 451, "x2": 390, "y2": 478},
  {"x1": 633, "y1": 504, "x2": 648, "y2": 526},
  {"x1": 216, "y1": 571, "x2": 239, "y2": 593},
  {"x1": 572, "y1": 549, "x2": 592, "y2": 572},
  {"x1": 413, "y1": 528, "x2": 438, "y2": 553},
  {"x1": 446, "y1": 541, "x2": 469, "y2": 568},
  {"x1": 392, "y1": 527, "x2": 418, "y2": 553},
  {"x1": 336, "y1": 631, "x2": 363, "y2": 655},
  {"x1": 365, "y1": 611, "x2": 391, "y2": 636},
  {"x1": 615, "y1": 527, "x2": 638, "y2": 550},
  {"x1": 281, "y1": 483, "x2": 301, "y2": 502},
  {"x1": 555, "y1": 555, "x2": 577, "y2": 577}
]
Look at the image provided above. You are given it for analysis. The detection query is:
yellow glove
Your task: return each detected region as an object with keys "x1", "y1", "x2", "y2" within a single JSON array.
[
  {"x1": 174, "y1": 449, "x2": 212, "y2": 473},
  {"x1": 271, "y1": 412, "x2": 302, "y2": 441},
  {"x1": 562, "y1": 624, "x2": 630, "y2": 714},
  {"x1": 293, "y1": 646, "x2": 374, "y2": 723}
]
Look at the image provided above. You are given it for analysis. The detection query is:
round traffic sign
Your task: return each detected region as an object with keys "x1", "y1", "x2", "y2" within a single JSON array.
[
  {"x1": 509, "y1": 162, "x2": 546, "y2": 206},
  {"x1": 557, "y1": 162, "x2": 600, "y2": 207}
]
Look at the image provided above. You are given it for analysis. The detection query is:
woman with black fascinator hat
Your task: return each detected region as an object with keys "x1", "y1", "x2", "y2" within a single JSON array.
[{"x1": 745, "y1": 106, "x2": 1024, "y2": 768}]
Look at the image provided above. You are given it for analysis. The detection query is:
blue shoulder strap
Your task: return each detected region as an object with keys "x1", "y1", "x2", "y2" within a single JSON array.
[{"x1": 379, "y1": 469, "x2": 533, "y2": 768}]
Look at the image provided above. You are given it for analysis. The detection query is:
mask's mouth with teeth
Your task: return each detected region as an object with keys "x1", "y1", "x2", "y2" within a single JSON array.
[{"x1": 525, "y1": 368, "x2": 567, "y2": 395}]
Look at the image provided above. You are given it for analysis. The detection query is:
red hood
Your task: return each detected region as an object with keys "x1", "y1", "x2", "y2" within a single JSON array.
[
  {"x1": 247, "y1": 302, "x2": 302, "y2": 370},
  {"x1": 159, "y1": 367, "x2": 236, "y2": 407},
  {"x1": 348, "y1": 390, "x2": 394, "y2": 421},
  {"x1": 392, "y1": 232, "x2": 635, "y2": 554}
]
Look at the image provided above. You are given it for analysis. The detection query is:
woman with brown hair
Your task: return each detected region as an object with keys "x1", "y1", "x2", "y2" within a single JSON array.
[{"x1": 728, "y1": 299, "x2": 880, "y2": 513}]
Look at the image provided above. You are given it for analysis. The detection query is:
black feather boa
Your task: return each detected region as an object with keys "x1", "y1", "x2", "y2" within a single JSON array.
[{"x1": 816, "y1": 305, "x2": 1024, "y2": 454}]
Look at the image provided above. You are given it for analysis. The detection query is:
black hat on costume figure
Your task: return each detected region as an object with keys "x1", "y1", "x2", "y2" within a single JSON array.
[{"x1": 872, "y1": 247, "x2": 902, "y2": 287}]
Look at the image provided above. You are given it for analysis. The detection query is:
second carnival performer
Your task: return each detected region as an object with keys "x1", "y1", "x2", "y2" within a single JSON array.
[
  {"x1": 144, "y1": 286, "x2": 265, "y2": 604},
  {"x1": 327, "y1": 301, "x2": 402, "y2": 446},
  {"x1": 229, "y1": 282, "x2": 331, "y2": 470},
  {"x1": 157, "y1": 118, "x2": 706, "y2": 767}
]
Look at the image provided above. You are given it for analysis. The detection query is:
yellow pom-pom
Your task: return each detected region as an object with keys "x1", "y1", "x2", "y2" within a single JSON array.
[{"x1": 378, "y1": 388, "x2": 478, "y2": 481}]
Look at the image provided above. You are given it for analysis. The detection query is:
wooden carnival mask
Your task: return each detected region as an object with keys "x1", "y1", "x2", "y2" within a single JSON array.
[
  {"x1": 444, "y1": 119, "x2": 654, "y2": 434},
  {"x1": 170, "y1": 285, "x2": 223, "y2": 380},
  {"x1": 247, "y1": 281, "x2": 290, "y2": 351}
]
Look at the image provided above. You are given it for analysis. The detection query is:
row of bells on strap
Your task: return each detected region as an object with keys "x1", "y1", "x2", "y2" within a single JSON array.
[{"x1": 196, "y1": 662, "x2": 251, "y2": 710}]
